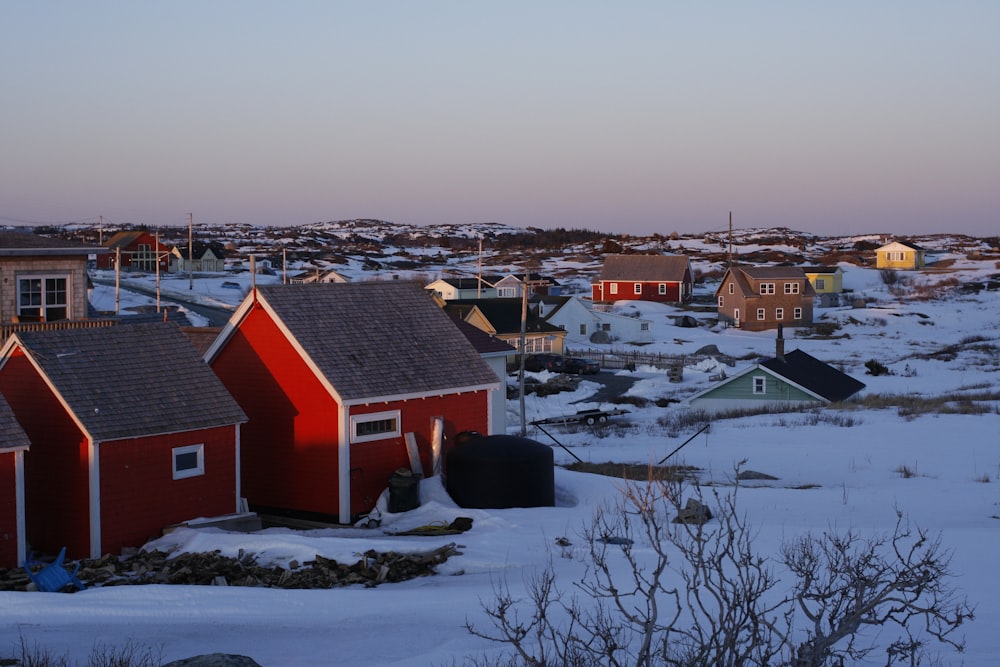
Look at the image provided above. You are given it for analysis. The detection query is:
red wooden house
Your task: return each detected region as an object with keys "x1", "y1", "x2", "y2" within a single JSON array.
[
  {"x1": 0, "y1": 323, "x2": 246, "y2": 560},
  {"x1": 205, "y1": 282, "x2": 501, "y2": 524},
  {"x1": 592, "y1": 254, "x2": 693, "y2": 303},
  {"x1": 96, "y1": 231, "x2": 170, "y2": 272},
  {"x1": 0, "y1": 394, "x2": 30, "y2": 568}
]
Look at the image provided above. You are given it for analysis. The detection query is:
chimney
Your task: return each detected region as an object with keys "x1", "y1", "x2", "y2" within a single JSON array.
[{"x1": 775, "y1": 324, "x2": 785, "y2": 361}]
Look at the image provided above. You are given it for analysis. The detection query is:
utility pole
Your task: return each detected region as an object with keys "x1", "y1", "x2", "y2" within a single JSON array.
[
  {"x1": 99, "y1": 215, "x2": 104, "y2": 246},
  {"x1": 188, "y1": 213, "x2": 194, "y2": 290},
  {"x1": 114, "y1": 246, "x2": 121, "y2": 315},
  {"x1": 517, "y1": 269, "x2": 549, "y2": 437},
  {"x1": 155, "y1": 229, "x2": 161, "y2": 313},
  {"x1": 728, "y1": 211, "x2": 734, "y2": 267}
]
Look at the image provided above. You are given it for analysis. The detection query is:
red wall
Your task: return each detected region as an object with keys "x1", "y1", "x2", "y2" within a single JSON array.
[
  {"x1": 98, "y1": 426, "x2": 236, "y2": 555},
  {"x1": 212, "y1": 301, "x2": 491, "y2": 521},
  {"x1": 0, "y1": 351, "x2": 91, "y2": 559},
  {"x1": 348, "y1": 392, "x2": 489, "y2": 514},
  {"x1": 211, "y1": 305, "x2": 343, "y2": 517},
  {"x1": 0, "y1": 453, "x2": 19, "y2": 567},
  {"x1": 593, "y1": 281, "x2": 683, "y2": 303}
]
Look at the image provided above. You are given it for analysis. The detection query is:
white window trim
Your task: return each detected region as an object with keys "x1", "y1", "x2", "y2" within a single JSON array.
[
  {"x1": 17, "y1": 273, "x2": 71, "y2": 320},
  {"x1": 753, "y1": 376, "x2": 766, "y2": 395},
  {"x1": 718, "y1": 296, "x2": 724, "y2": 307},
  {"x1": 609, "y1": 283, "x2": 618, "y2": 295},
  {"x1": 728, "y1": 282, "x2": 734, "y2": 294},
  {"x1": 173, "y1": 444, "x2": 205, "y2": 480},
  {"x1": 756, "y1": 308, "x2": 766, "y2": 320},
  {"x1": 794, "y1": 307, "x2": 803, "y2": 320},
  {"x1": 658, "y1": 283, "x2": 666, "y2": 295},
  {"x1": 784, "y1": 282, "x2": 800, "y2": 294},
  {"x1": 775, "y1": 307, "x2": 784, "y2": 320},
  {"x1": 351, "y1": 410, "x2": 402, "y2": 443},
  {"x1": 633, "y1": 283, "x2": 642, "y2": 295},
  {"x1": 760, "y1": 283, "x2": 775, "y2": 295}
]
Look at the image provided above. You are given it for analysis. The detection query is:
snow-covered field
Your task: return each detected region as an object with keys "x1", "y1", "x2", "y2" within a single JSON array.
[{"x1": 3, "y1": 259, "x2": 999, "y2": 666}]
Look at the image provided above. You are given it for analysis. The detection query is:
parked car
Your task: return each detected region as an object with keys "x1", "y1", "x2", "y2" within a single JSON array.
[
  {"x1": 523, "y1": 354, "x2": 565, "y2": 373},
  {"x1": 563, "y1": 357, "x2": 600, "y2": 375}
]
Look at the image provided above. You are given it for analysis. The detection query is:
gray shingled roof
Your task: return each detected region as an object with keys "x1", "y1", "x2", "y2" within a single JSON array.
[
  {"x1": 0, "y1": 230, "x2": 104, "y2": 256},
  {"x1": 12, "y1": 323, "x2": 246, "y2": 442},
  {"x1": 739, "y1": 266, "x2": 809, "y2": 280},
  {"x1": 597, "y1": 254, "x2": 689, "y2": 282},
  {"x1": 255, "y1": 282, "x2": 500, "y2": 402},
  {"x1": 0, "y1": 394, "x2": 30, "y2": 451}
]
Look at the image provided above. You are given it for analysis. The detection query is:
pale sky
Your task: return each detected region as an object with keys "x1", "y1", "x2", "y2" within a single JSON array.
[{"x1": 2, "y1": 1, "x2": 998, "y2": 236}]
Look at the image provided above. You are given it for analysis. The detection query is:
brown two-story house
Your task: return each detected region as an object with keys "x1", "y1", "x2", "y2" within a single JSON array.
[{"x1": 715, "y1": 266, "x2": 815, "y2": 331}]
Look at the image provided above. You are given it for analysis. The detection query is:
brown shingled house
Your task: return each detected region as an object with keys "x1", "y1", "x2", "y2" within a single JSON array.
[{"x1": 715, "y1": 265, "x2": 815, "y2": 331}]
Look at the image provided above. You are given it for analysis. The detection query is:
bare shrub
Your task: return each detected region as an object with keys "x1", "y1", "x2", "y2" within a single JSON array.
[
  {"x1": 879, "y1": 269, "x2": 901, "y2": 286},
  {"x1": 783, "y1": 512, "x2": 973, "y2": 666},
  {"x1": 465, "y1": 475, "x2": 973, "y2": 667}
]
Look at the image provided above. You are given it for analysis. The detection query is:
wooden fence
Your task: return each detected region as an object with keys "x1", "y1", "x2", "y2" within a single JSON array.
[{"x1": 0, "y1": 318, "x2": 118, "y2": 344}]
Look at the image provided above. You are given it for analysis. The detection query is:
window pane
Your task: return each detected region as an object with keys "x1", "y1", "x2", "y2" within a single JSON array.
[{"x1": 175, "y1": 451, "x2": 199, "y2": 471}]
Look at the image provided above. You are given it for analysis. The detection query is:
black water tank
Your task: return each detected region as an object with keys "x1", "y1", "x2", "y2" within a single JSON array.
[{"x1": 446, "y1": 435, "x2": 555, "y2": 509}]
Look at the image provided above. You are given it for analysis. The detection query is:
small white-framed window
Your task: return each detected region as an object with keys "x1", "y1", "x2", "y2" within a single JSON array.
[
  {"x1": 815, "y1": 278, "x2": 826, "y2": 290},
  {"x1": 794, "y1": 307, "x2": 803, "y2": 320},
  {"x1": 601, "y1": 323, "x2": 611, "y2": 332},
  {"x1": 658, "y1": 283, "x2": 666, "y2": 295},
  {"x1": 609, "y1": 283, "x2": 618, "y2": 295},
  {"x1": 760, "y1": 283, "x2": 775, "y2": 295},
  {"x1": 579, "y1": 324, "x2": 587, "y2": 335},
  {"x1": 172, "y1": 444, "x2": 205, "y2": 480},
  {"x1": 756, "y1": 308, "x2": 766, "y2": 320},
  {"x1": 784, "y1": 282, "x2": 800, "y2": 294},
  {"x1": 775, "y1": 307, "x2": 784, "y2": 320},
  {"x1": 498, "y1": 287, "x2": 516, "y2": 297},
  {"x1": 718, "y1": 296, "x2": 724, "y2": 307},
  {"x1": 17, "y1": 274, "x2": 70, "y2": 321},
  {"x1": 728, "y1": 282, "x2": 734, "y2": 294},
  {"x1": 633, "y1": 283, "x2": 642, "y2": 295},
  {"x1": 351, "y1": 410, "x2": 401, "y2": 443},
  {"x1": 640, "y1": 322, "x2": 649, "y2": 331},
  {"x1": 753, "y1": 376, "x2": 766, "y2": 394}
]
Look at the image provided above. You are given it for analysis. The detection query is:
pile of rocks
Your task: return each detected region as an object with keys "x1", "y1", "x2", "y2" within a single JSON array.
[{"x1": 1, "y1": 542, "x2": 462, "y2": 592}]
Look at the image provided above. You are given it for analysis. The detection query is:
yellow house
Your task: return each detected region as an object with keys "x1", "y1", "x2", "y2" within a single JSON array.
[
  {"x1": 876, "y1": 241, "x2": 926, "y2": 270},
  {"x1": 803, "y1": 266, "x2": 844, "y2": 294}
]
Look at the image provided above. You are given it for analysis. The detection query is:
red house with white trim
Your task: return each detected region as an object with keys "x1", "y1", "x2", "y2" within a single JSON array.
[
  {"x1": 592, "y1": 254, "x2": 694, "y2": 303},
  {"x1": 0, "y1": 394, "x2": 30, "y2": 568},
  {"x1": 0, "y1": 323, "x2": 246, "y2": 560},
  {"x1": 96, "y1": 230, "x2": 170, "y2": 272},
  {"x1": 205, "y1": 282, "x2": 500, "y2": 524}
]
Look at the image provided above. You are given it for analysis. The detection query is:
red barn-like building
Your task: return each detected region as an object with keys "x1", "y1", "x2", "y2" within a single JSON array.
[
  {"x1": 592, "y1": 254, "x2": 693, "y2": 303},
  {"x1": 0, "y1": 323, "x2": 246, "y2": 560},
  {"x1": 0, "y1": 395, "x2": 30, "y2": 567},
  {"x1": 206, "y1": 282, "x2": 500, "y2": 524},
  {"x1": 96, "y1": 231, "x2": 170, "y2": 272}
]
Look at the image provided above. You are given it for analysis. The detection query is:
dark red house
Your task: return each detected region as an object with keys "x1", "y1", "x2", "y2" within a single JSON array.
[
  {"x1": 0, "y1": 323, "x2": 246, "y2": 560},
  {"x1": 592, "y1": 254, "x2": 694, "y2": 303},
  {"x1": 0, "y1": 394, "x2": 30, "y2": 568},
  {"x1": 205, "y1": 282, "x2": 500, "y2": 524},
  {"x1": 96, "y1": 231, "x2": 170, "y2": 272}
]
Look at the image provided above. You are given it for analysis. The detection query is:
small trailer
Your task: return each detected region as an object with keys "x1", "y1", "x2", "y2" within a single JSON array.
[{"x1": 531, "y1": 408, "x2": 630, "y2": 427}]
